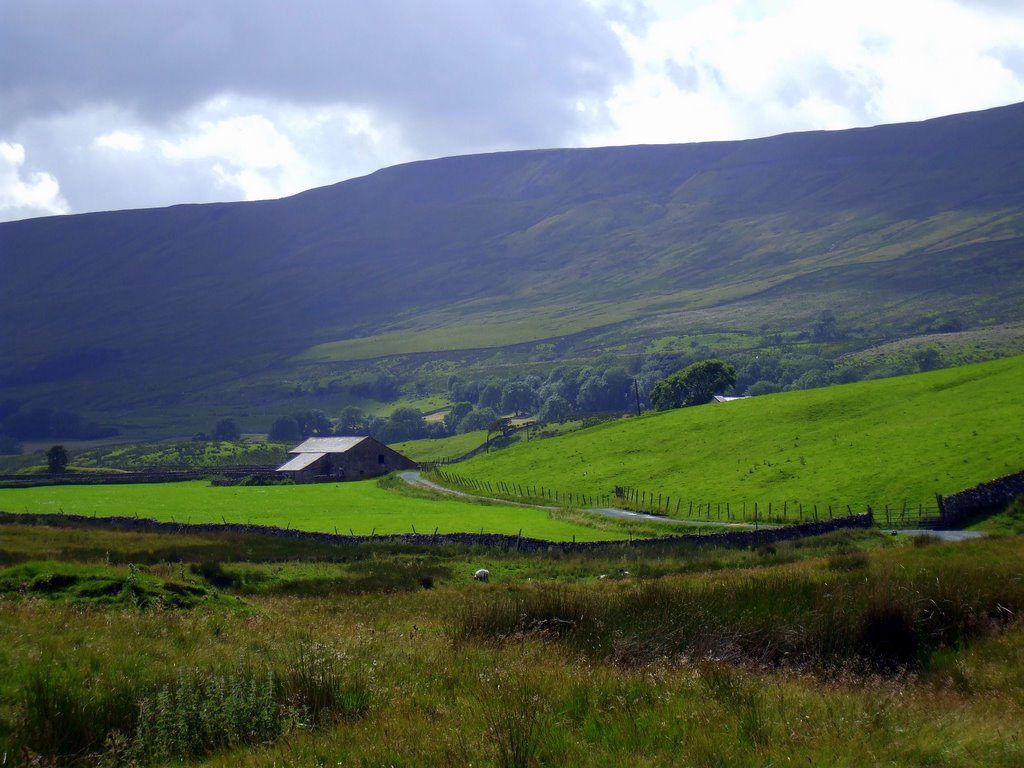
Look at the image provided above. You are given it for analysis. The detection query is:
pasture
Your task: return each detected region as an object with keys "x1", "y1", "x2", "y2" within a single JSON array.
[
  {"x1": 450, "y1": 355, "x2": 1024, "y2": 514},
  {"x1": 0, "y1": 478, "x2": 641, "y2": 542}
]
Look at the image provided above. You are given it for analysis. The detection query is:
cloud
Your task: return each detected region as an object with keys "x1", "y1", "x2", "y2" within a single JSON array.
[
  {"x1": 0, "y1": 0, "x2": 630, "y2": 219},
  {"x1": 0, "y1": 142, "x2": 69, "y2": 222},
  {"x1": 1, "y1": 0, "x2": 1023, "y2": 221},
  {"x1": 93, "y1": 131, "x2": 145, "y2": 152},
  {"x1": 0, "y1": 0, "x2": 629, "y2": 151},
  {"x1": 586, "y1": 0, "x2": 1024, "y2": 145}
]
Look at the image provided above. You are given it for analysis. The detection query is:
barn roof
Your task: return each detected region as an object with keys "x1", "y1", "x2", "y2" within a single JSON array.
[
  {"x1": 276, "y1": 452, "x2": 326, "y2": 472},
  {"x1": 289, "y1": 436, "x2": 369, "y2": 454}
]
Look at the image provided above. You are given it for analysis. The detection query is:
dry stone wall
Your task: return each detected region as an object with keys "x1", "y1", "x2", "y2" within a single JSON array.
[
  {"x1": 0, "y1": 509, "x2": 873, "y2": 553},
  {"x1": 938, "y1": 469, "x2": 1024, "y2": 527}
]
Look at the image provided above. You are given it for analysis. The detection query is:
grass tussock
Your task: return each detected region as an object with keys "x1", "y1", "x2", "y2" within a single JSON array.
[
  {"x1": 0, "y1": 561, "x2": 216, "y2": 609},
  {"x1": 452, "y1": 540, "x2": 1024, "y2": 673}
]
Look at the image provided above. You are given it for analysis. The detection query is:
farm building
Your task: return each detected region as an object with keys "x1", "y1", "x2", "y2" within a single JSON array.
[{"x1": 275, "y1": 436, "x2": 417, "y2": 483}]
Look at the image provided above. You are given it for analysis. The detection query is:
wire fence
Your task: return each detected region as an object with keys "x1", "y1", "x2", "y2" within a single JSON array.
[{"x1": 425, "y1": 469, "x2": 943, "y2": 527}]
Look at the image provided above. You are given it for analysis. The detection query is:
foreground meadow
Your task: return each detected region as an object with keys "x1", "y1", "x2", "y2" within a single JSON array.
[
  {"x1": 0, "y1": 477, "x2": 649, "y2": 542},
  {"x1": 1, "y1": 520, "x2": 1022, "y2": 767}
]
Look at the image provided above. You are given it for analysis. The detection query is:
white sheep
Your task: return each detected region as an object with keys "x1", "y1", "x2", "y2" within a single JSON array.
[{"x1": 474, "y1": 568, "x2": 490, "y2": 582}]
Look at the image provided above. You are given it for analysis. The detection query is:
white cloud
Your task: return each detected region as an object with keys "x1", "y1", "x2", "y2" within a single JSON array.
[
  {"x1": 1, "y1": 0, "x2": 1023, "y2": 220},
  {"x1": 93, "y1": 130, "x2": 145, "y2": 152},
  {"x1": 587, "y1": 0, "x2": 1024, "y2": 146},
  {"x1": 0, "y1": 142, "x2": 69, "y2": 221},
  {"x1": 150, "y1": 98, "x2": 417, "y2": 201},
  {"x1": 159, "y1": 113, "x2": 298, "y2": 169}
]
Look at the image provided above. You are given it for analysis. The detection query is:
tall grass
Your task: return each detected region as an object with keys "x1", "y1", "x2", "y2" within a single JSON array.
[
  {"x1": 9, "y1": 646, "x2": 369, "y2": 766},
  {"x1": 480, "y1": 672, "x2": 550, "y2": 768},
  {"x1": 452, "y1": 542, "x2": 1024, "y2": 672},
  {"x1": 5, "y1": 525, "x2": 1024, "y2": 766},
  {"x1": 17, "y1": 665, "x2": 142, "y2": 762}
]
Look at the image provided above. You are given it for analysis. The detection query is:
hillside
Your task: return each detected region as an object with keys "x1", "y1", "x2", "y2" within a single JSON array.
[
  {"x1": 450, "y1": 355, "x2": 1024, "y2": 509},
  {"x1": 2, "y1": 102, "x2": 1024, "y2": 430}
]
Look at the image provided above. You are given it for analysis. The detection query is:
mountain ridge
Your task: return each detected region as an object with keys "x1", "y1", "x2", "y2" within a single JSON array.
[{"x1": 2, "y1": 101, "x2": 1023, "y2": 427}]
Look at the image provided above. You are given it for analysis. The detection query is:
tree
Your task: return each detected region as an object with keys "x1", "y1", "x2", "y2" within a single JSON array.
[
  {"x1": 377, "y1": 407, "x2": 427, "y2": 442},
  {"x1": 269, "y1": 416, "x2": 301, "y2": 443},
  {"x1": 538, "y1": 394, "x2": 572, "y2": 423},
  {"x1": 335, "y1": 406, "x2": 367, "y2": 434},
  {"x1": 487, "y1": 416, "x2": 514, "y2": 446},
  {"x1": 650, "y1": 359, "x2": 738, "y2": 410},
  {"x1": 812, "y1": 309, "x2": 842, "y2": 342},
  {"x1": 456, "y1": 406, "x2": 498, "y2": 433},
  {"x1": 913, "y1": 347, "x2": 941, "y2": 372},
  {"x1": 46, "y1": 444, "x2": 69, "y2": 473},
  {"x1": 213, "y1": 418, "x2": 241, "y2": 441},
  {"x1": 575, "y1": 366, "x2": 632, "y2": 412},
  {"x1": 295, "y1": 410, "x2": 332, "y2": 438},
  {"x1": 500, "y1": 381, "x2": 536, "y2": 416},
  {"x1": 478, "y1": 382, "x2": 503, "y2": 410},
  {"x1": 746, "y1": 380, "x2": 782, "y2": 397},
  {"x1": 444, "y1": 402, "x2": 474, "y2": 434}
]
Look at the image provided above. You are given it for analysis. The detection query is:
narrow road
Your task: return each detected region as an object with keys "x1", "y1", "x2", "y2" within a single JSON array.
[
  {"x1": 400, "y1": 472, "x2": 985, "y2": 539},
  {"x1": 887, "y1": 529, "x2": 986, "y2": 542},
  {"x1": 399, "y1": 471, "x2": 769, "y2": 529}
]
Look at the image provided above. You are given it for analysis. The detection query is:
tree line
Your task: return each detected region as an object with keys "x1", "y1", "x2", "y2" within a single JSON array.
[{"x1": 0, "y1": 400, "x2": 119, "y2": 454}]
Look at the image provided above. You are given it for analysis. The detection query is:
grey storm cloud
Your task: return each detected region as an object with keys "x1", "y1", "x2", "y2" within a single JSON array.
[{"x1": 0, "y1": 0, "x2": 632, "y2": 150}]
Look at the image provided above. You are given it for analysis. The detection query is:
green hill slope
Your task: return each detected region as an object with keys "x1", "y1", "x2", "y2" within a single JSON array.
[
  {"x1": 2, "y1": 102, "x2": 1024, "y2": 426},
  {"x1": 450, "y1": 356, "x2": 1024, "y2": 509}
]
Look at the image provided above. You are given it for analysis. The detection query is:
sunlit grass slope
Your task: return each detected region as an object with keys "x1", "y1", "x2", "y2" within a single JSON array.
[
  {"x1": 453, "y1": 356, "x2": 1024, "y2": 509},
  {"x1": 0, "y1": 480, "x2": 627, "y2": 542},
  {"x1": 391, "y1": 430, "x2": 488, "y2": 462}
]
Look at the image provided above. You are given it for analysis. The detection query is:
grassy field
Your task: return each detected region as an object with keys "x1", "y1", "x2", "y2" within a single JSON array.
[
  {"x1": 449, "y1": 355, "x2": 1024, "y2": 514},
  {"x1": 392, "y1": 430, "x2": 489, "y2": 462},
  {"x1": 0, "y1": 478, "x2": 642, "y2": 542},
  {"x1": 966, "y1": 497, "x2": 1024, "y2": 536},
  {"x1": 0, "y1": 440, "x2": 290, "y2": 475},
  {"x1": 1, "y1": 521, "x2": 1022, "y2": 766}
]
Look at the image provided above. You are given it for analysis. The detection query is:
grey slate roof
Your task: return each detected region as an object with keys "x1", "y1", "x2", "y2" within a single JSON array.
[
  {"x1": 275, "y1": 436, "x2": 372, "y2": 473},
  {"x1": 276, "y1": 452, "x2": 326, "y2": 472},
  {"x1": 289, "y1": 436, "x2": 368, "y2": 453}
]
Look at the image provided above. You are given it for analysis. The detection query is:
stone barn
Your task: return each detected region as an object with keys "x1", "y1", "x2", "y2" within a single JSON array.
[{"x1": 275, "y1": 436, "x2": 418, "y2": 483}]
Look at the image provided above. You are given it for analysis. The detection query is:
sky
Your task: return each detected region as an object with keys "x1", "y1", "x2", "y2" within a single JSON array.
[{"x1": 2, "y1": 0, "x2": 1024, "y2": 222}]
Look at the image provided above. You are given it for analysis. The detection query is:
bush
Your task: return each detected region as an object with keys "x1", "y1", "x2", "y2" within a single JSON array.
[{"x1": 213, "y1": 418, "x2": 241, "y2": 441}]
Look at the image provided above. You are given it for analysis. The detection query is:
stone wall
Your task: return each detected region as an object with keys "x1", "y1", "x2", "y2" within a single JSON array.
[
  {"x1": 0, "y1": 509, "x2": 874, "y2": 554},
  {"x1": 938, "y1": 469, "x2": 1024, "y2": 527},
  {"x1": 0, "y1": 466, "x2": 276, "y2": 488}
]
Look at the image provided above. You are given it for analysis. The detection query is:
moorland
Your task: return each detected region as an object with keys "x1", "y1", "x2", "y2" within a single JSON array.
[
  {"x1": 2, "y1": 102, "x2": 1024, "y2": 439},
  {"x1": 2, "y1": 513, "x2": 1024, "y2": 766}
]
